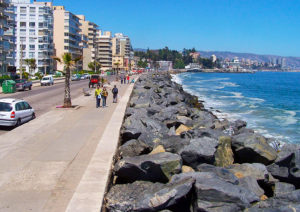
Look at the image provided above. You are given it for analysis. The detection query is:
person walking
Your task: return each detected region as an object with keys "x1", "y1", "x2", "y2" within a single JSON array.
[
  {"x1": 95, "y1": 85, "x2": 102, "y2": 108},
  {"x1": 101, "y1": 87, "x2": 108, "y2": 107},
  {"x1": 112, "y1": 85, "x2": 118, "y2": 103},
  {"x1": 126, "y1": 74, "x2": 130, "y2": 84}
]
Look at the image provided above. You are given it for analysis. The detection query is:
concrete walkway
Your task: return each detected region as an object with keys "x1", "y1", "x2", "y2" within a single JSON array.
[{"x1": 0, "y1": 79, "x2": 136, "y2": 212}]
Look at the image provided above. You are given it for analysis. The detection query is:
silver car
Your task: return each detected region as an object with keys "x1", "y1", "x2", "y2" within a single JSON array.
[{"x1": 0, "y1": 98, "x2": 35, "y2": 127}]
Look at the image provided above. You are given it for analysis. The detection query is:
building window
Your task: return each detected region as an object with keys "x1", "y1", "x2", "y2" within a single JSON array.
[
  {"x1": 29, "y1": 14, "x2": 36, "y2": 19},
  {"x1": 39, "y1": 45, "x2": 44, "y2": 50},
  {"x1": 64, "y1": 46, "x2": 69, "y2": 50},
  {"x1": 29, "y1": 7, "x2": 36, "y2": 13},
  {"x1": 20, "y1": 37, "x2": 26, "y2": 42},
  {"x1": 38, "y1": 22, "x2": 43, "y2": 28},
  {"x1": 29, "y1": 45, "x2": 35, "y2": 50},
  {"x1": 20, "y1": 14, "x2": 26, "y2": 19},
  {"x1": 29, "y1": 29, "x2": 35, "y2": 36},
  {"x1": 29, "y1": 37, "x2": 36, "y2": 43},
  {"x1": 20, "y1": 7, "x2": 27, "y2": 13},
  {"x1": 20, "y1": 22, "x2": 26, "y2": 27},
  {"x1": 29, "y1": 52, "x2": 35, "y2": 58},
  {"x1": 29, "y1": 22, "x2": 35, "y2": 28},
  {"x1": 20, "y1": 29, "x2": 26, "y2": 36}
]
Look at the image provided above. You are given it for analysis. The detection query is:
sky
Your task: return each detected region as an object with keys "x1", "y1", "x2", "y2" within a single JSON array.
[{"x1": 51, "y1": 0, "x2": 300, "y2": 57}]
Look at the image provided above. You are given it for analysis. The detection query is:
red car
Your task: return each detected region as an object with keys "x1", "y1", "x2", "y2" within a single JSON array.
[{"x1": 89, "y1": 75, "x2": 100, "y2": 88}]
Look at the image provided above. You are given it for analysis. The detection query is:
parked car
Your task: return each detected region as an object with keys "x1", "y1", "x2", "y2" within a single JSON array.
[
  {"x1": 40, "y1": 75, "x2": 54, "y2": 86},
  {"x1": 0, "y1": 98, "x2": 35, "y2": 127},
  {"x1": 89, "y1": 75, "x2": 100, "y2": 88},
  {"x1": 71, "y1": 74, "x2": 80, "y2": 81},
  {"x1": 15, "y1": 79, "x2": 32, "y2": 91},
  {"x1": 83, "y1": 73, "x2": 90, "y2": 79}
]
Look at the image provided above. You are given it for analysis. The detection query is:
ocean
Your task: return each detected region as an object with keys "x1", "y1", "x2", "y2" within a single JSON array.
[{"x1": 172, "y1": 72, "x2": 300, "y2": 144}]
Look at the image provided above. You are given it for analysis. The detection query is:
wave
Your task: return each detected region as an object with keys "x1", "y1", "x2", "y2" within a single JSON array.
[{"x1": 221, "y1": 82, "x2": 239, "y2": 87}]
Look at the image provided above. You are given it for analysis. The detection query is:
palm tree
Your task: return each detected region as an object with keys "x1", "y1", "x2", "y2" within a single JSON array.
[
  {"x1": 52, "y1": 53, "x2": 82, "y2": 108},
  {"x1": 24, "y1": 58, "x2": 36, "y2": 79}
]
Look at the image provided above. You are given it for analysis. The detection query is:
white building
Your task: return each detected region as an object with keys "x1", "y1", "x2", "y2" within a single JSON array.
[
  {"x1": 96, "y1": 30, "x2": 112, "y2": 70},
  {"x1": 11, "y1": 0, "x2": 54, "y2": 75}
]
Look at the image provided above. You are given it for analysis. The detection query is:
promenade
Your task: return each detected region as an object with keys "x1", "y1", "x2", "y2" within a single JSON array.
[{"x1": 0, "y1": 79, "x2": 135, "y2": 212}]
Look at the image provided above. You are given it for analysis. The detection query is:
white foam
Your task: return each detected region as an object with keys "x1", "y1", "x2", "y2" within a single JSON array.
[
  {"x1": 221, "y1": 82, "x2": 239, "y2": 87},
  {"x1": 171, "y1": 74, "x2": 182, "y2": 85}
]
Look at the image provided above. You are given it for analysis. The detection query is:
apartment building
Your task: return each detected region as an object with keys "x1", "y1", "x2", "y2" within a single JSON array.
[
  {"x1": 76, "y1": 15, "x2": 98, "y2": 71},
  {"x1": 11, "y1": 0, "x2": 54, "y2": 74},
  {"x1": 96, "y1": 30, "x2": 112, "y2": 70},
  {"x1": 0, "y1": 0, "x2": 10, "y2": 75},
  {"x1": 53, "y1": 6, "x2": 82, "y2": 71},
  {"x1": 5, "y1": 1, "x2": 16, "y2": 71},
  {"x1": 112, "y1": 33, "x2": 132, "y2": 71}
]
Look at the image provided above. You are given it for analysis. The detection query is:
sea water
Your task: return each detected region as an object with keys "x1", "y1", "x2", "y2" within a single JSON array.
[{"x1": 172, "y1": 72, "x2": 300, "y2": 144}]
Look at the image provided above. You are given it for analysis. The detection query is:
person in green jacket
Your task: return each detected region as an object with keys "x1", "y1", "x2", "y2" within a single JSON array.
[{"x1": 95, "y1": 85, "x2": 102, "y2": 108}]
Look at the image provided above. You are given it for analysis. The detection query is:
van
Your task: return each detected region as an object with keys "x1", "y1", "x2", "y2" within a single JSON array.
[{"x1": 40, "y1": 75, "x2": 54, "y2": 86}]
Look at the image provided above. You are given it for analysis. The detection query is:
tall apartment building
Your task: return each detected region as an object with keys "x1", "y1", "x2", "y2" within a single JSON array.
[
  {"x1": 0, "y1": 0, "x2": 10, "y2": 75},
  {"x1": 96, "y1": 30, "x2": 112, "y2": 70},
  {"x1": 12, "y1": 0, "x2": 54, "y2": 74},
  {"x1": 112, "y1": 33, "x2": 132, "y2": 71},
  {"x1": 53, "y1": 6, "x2": 82, "y2": 71},
  {"x1": 5, "y1": 1, "x2": 16, "y2": 71},
  {"x1": 76, "y1": 15, "x2": 98, "y2": 71}
]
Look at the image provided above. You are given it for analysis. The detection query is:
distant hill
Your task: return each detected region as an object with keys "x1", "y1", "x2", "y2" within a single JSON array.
[
  {"x1": 198, "y1": 51, "x2": 300, "y2": 68},
  {"x1": 134, "y1": 48, "x2": 300, "y2": 68}
]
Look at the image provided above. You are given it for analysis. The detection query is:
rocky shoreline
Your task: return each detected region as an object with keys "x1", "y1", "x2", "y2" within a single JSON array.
[{"x1": 104, "y1": 73, "x2": 300, "y2": 212}]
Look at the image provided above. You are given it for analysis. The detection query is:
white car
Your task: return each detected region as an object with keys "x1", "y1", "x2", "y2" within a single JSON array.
[
  {"x1": 41, "y1": 75, "x2": 54, "y2": 86},
  {"x1": 0, "y1": 98, "x2": 35, "y2": 127}
]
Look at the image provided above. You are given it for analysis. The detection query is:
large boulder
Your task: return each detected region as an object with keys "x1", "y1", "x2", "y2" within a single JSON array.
[
  {"x1": 180, "y1": 137, "x2": 218, "y2": 168},
  {"x1": 171, "y1": 172, "x2": 259, "y2": 211},
  {"x1": 114, "y1": 152, "x2": 182, "y2": 183},
  {"x1": 105, "y1": 177, "x2": 194, "y2": 212},
  {"x1": 268, "y1": 148, "x2": 300, "y2": 188},
  {"x1": 214, "y1": 136, "x2": 234, "y2": 167},
  {"x1": 119, "y1": 139, "x2": 152, "y2": 158},
  {"x1": 239, "y1": 176, "x2": 265, "y2": 197},
  {"x1": 227, "y1": 163, "x2": 277, "y2": 183},
  {"x1": 274, "y1": 182, "x2": 295, "y2": 197},
  {"x1": 156, "y1": 135, "x2": 190, "y2": 154},
  {"x1": 232, "y1": 132, "x2": 277, "y2": 165},
  {"x1": 246, "y1": 190, "x2": 300, "y2": 211},
  {"x1": 196, "y1": 163, "x2": 239, "y2": 184}
]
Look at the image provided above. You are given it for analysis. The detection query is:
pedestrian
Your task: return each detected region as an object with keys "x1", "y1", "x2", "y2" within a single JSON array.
[
  {"x1": 94, "y1": 85, "x2": 102, "y2": 108},
  {"x1": 126, "y1": 74, "x2": 130, "y2": 84},
  {"x1": 101, "y1": 87, "x2": 108, "y2": 107},
  {"x1": 112, "y1": 85, "x2": 118, "y2": 103}
]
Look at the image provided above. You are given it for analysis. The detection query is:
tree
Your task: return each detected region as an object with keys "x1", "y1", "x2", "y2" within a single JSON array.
[
  {"x1": 52, "y1": 53, "x2": 82, "y2": 108},
  {"x1": 88, "y1": 61, "x2": 101, "y2": 72},
  {"x1": 24, "y1": 58, "x2": 36, "y2": 79},
  {"x1": 174, "y1": 59, "x2": 185, "y2": 69},
  {"x1": 137, "y1": 60, "x2": 147, "y2": 68}
]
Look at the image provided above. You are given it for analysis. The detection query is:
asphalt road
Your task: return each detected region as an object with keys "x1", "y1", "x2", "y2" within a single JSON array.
[{"x1": 0, "y1": 79, "x2": 91, "y2": 135}]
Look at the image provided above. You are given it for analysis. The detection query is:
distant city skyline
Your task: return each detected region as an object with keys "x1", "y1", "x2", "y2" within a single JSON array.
[{"x1": 38, "y1": 0, "x2": 300, "y2": 57}]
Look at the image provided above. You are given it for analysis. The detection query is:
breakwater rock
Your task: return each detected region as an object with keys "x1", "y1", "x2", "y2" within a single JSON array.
[{"x1": 104, "y1": 73, "x2": 300, "y2": 212}]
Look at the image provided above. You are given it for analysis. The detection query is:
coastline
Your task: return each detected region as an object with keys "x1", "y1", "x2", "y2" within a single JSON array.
[
  {"x1": 171, "y1": 71, "x2": 299, "y2": 145},
  {"x1": 104, "y1": 72, "x2": 300, "y2": 212}
]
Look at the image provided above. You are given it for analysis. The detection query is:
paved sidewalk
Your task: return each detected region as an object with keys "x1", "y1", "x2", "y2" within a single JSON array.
[{"x1": 0, "y1": 79, "x2": 135, "y2": 212}]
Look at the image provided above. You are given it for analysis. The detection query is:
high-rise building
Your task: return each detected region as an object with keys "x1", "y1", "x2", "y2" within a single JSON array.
[
  {"x1": 281, "y1": 58, "x2": 287, "y2": 69},
  {"x1": 5, "y1": 1, "x2": 16, "y2": 72},
  {"x1": 53, "y1": 6, "x2": 82, "y2": 71},
  {"x1": 112, "y1": 33, "x2": 132, "y2": 71},
  {"x1": 76, "y1": 15, "x2": 98, "y2": 70},
  {"x1": 11, "y1": 0, "x2": 54, "y2": 74},
  {"x1": 0, "y1": 0, "x2": 10, "y2": 75},
  {"x1": 211, "y1": 54, "x2": 217, "y2": 63},
  {"x1": 96, "y1": 30, "x2": 112, "y2": 70}
]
